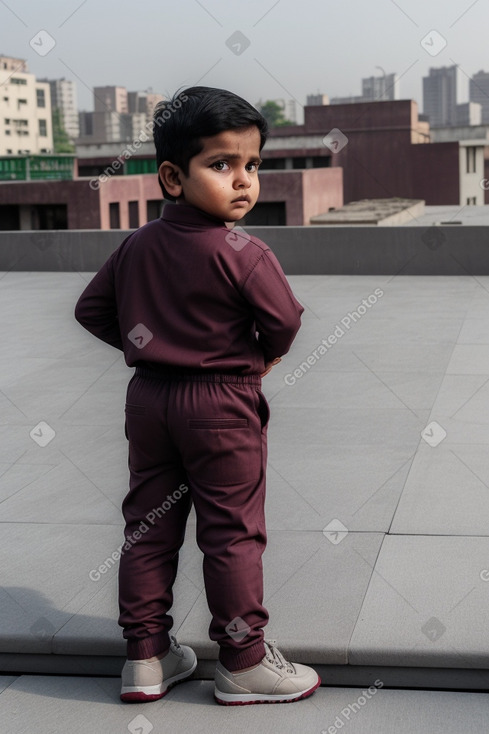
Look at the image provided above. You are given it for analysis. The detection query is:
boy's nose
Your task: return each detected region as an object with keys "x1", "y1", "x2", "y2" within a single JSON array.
[{"x1": 234, "y1": 168, "x2": 252, "y2": 188}]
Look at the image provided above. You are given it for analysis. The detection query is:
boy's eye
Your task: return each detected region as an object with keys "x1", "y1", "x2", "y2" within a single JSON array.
[
  {"x1": 213, "y1": 161, "x2": 229, "y2": 171},
  {"x1": 246, "y1": 162, "x2": 259, "y2": 172}
]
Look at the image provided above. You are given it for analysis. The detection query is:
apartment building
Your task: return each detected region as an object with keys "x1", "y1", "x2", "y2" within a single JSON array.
[{"x1": 0, "y1": 56, "x2": 53, "y2": 155}]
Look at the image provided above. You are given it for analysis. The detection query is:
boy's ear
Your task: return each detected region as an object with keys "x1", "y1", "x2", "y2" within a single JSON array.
[{"x1": 158, "y1": 161, "x2": 184, "y2": 198}]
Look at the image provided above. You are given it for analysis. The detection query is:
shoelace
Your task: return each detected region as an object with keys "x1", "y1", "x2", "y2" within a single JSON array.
[
  {"x1": 170, "y1": 635, "x2": 182, "y2": 654},
  {"x1": 264, "y1": 640, "x2": 295, "y2": 674}
]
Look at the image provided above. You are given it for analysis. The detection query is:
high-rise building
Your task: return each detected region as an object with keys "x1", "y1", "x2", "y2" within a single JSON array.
[
  {"x1": 128, "y1": 90, "x2": 163, "y2": 117},
  {"x1": 423, "y1": 65, "x2": 458, "y2": 127},
  {"x1": 306, "y1": 94, "x2": 329, "y2": 106},
  {"x1": 78, "y1": 86, "x2": 164, "y2": 144},
  {"x1": 362, "y1": 73, "x2": 400, "y2": 101},
  {"x1": 94, "y1": 86, "x2": 128, "y2": 114},
  {"x1": 0, "y1": 56, "x2": 53, "y2": 155},
  {"x1": 455, "y1": 102, "x2": 482, "y2": 126},
  {"x1": 39, "y1": 78, "x2": 79, "y2": 141},
  {"x1": 469, "y1": 70, "x2": 489, "y2": 124},
  {"x1": 329, "y1": 72, "x2": 400, "y2": 105}
]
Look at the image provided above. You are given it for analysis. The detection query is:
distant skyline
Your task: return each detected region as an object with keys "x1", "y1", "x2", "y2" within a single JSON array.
[{"x1": 1, "y1": 0, "x2": 488, "y2": 121}]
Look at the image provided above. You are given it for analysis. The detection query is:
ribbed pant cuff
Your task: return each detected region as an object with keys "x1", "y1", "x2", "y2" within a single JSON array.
[
  {"x1": 126, "y1": 631, "x2": 170, "y2": 661},
  {"x1": 219, "y1": 639, "x2": 266, "y2": 672}
]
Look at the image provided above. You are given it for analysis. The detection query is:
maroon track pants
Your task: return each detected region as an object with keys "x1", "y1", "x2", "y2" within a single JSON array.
[{"x1": 118, "y1": 367, "x2": 270, "y2": 671}]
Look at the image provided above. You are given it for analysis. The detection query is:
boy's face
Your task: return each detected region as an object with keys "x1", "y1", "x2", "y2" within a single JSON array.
[{"x1": 161, "y1": 126, "x2": 262, "y2": 223}]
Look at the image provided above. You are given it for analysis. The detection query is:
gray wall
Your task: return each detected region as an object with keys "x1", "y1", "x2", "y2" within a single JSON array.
[{"x1": 0, "y1": 226, "x2": 488, "y2": 274}]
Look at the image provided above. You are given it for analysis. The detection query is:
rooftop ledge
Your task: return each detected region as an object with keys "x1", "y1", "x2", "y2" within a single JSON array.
[{"x1": 1, "y1": 225, "x2": 489, "y2": 275}]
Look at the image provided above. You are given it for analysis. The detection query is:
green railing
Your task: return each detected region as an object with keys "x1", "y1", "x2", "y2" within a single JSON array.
[
  {"x1": 125, "y1": 158, "x2": 157, "y2": 175},
  {"x1": 0, "y1": 155, "x2": 75, "y2": 181}
]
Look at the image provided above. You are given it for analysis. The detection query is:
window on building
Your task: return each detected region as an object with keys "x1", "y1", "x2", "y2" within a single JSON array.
[
  {"x1": 4, "y1": 118, "x2": 10, "y2": 124},
  {"x1": 311, "y1": 156, "x2": 332, "y2": 167},
  {"x1": 466, "y1": 147, "x2": 477, "y2": 174},
  {"x1": 128, "y1": 201, "x2": 139, "y2": 228},
  {"x1": 17, "y1": 99, "x2": 27, "y2": 109},
  {"x1": 39, "y1": 119, "x2": 47, "y2": 136},
  {"x1": 36, "y1": 89, "x2": 46, "y2": 108},
  {"x1": 109, "y1": 202, "x2": 121, "y2": 229},
  {"x1": 259, "y1": 158, "x2": 286, "y2": 170},
  {"x1": 147, "y1": 200, "x2": 163, "y2": 221},
  {"x1": 0, "y1": 205, "x2": 20, "y2": 230},
  {"x1": 29, "y1": 204, "x2": 68, "y2": 230},
  {"x1": 240, "y1": 202, "x2": 286, "y2": 226},
  {"x1": 5, "y1": 130, "x2": 10, "y2": 135},
  {"x1": 292, "y1": 157, "x2": 307, "y2": 169},
  {"x1": 10, "y1": 77, "x2": 27, "y2": 85}
]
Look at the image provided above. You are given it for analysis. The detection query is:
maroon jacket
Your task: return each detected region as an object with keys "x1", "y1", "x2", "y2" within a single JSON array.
[{"x1": 74, "y1": 203, "x2": 303, "y2": 375}]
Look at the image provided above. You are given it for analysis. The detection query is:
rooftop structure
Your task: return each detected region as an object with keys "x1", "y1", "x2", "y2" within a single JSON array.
[{"x1": 310, "y1": 197, "x2": 424, "y2": 225}]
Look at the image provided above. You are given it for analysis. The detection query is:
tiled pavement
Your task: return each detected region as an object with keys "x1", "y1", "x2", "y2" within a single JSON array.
[{"x1": 2, "y1": 272, "x2": 489, "y2": 732}]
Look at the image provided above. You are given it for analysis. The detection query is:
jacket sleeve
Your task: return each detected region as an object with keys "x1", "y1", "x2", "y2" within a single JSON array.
[
  {"x1": 241, "y1": 249, "x2": 303, "y2": 362},
  {"x1": 74, "y1": 252, "x2": 123, "y2": 350}
]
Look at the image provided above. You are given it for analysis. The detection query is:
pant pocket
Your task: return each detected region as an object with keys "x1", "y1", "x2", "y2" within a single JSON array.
[
  {"x1": 187, "y1": 416, "x2": 260, "y2": 486},
  {"x1": 255, "y1": 389, "x2": 270, "y2": 430}
]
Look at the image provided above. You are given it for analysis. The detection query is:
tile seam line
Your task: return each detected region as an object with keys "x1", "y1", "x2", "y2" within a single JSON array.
[
  {"x1": 387, "y1": 282, "x2": 488, "y2": 535},
  {"x1": 386, "y1": 286, "x2": 475, "y2": 534},
  {"x1": 345, "y1": 533, "x2": 387, "y2": 665}
]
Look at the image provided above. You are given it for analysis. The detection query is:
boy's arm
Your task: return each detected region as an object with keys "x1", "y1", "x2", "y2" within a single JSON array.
[
  {"x1": 74, "y1": 255, "x2": 123, "y2": 350},
  {"x1": 242, "y1": 249, "x2": 303, "y2": 362}
]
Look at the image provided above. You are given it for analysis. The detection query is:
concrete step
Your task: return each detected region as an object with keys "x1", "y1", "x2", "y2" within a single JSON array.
[{"x1": 2, "y1": 675, "x2": 489, "y2": 734}]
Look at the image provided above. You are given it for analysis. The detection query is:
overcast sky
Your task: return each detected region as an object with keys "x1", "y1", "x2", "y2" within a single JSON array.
[{"x1": 1, "y1": 0, "x2": 488, "y2": 119}]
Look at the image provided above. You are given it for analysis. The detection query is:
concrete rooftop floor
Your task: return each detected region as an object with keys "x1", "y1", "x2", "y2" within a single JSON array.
[{"x1": 2, "y1": 271, "x2": 489, "y2": 732}]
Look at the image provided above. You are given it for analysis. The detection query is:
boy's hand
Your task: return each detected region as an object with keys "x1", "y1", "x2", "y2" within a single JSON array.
[{"x1": 261, "y1": 357, "x2": 281, "y2": 377}]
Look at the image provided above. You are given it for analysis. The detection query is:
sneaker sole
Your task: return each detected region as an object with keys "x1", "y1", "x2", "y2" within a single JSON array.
[
  {"x1": 214, "y1": 675, "x2": 321, "y2": 706},
  {"x1": 120, "y1": 655, "x2": 197, "y2": 703}
]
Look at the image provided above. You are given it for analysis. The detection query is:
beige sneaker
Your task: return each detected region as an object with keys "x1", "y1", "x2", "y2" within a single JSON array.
[
  {"x1": 214, "y1": 640, "x2": 321, "y2": 705},
  {"x1": 120, "y1": 635, "x2": 197, "y2": 702}
]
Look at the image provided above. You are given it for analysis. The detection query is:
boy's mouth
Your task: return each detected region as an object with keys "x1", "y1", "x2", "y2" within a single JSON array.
[{"x1": 231, "y1": 195, "x2": 251, "y2": 204}]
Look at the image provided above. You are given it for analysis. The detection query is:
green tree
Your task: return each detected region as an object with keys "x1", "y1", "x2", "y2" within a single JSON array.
[
  {"x1": 52, "y1": 107, "x2": 75, "y2": 153},
  {"x1": 257, "y1": 100, "x2": 294, "y2": 127}
]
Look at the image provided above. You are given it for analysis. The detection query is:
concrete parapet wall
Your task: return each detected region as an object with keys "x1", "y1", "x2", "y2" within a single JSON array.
[{"x1": 0, "y1": 226, "x2": 488, "y2": 274}]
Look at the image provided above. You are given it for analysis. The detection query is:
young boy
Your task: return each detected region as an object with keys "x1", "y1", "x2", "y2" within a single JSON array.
[{"x1": 74, "y1": 86, "x2": 320, "y2": 705}]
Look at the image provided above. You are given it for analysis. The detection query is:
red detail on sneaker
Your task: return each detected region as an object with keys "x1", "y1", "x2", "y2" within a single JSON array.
[
  {"x1": 120, "y1": 690, "x2": 167, "y2": 703},
  {"x1": 214, "y1": 676, "x2": 321, "y2": 706}
]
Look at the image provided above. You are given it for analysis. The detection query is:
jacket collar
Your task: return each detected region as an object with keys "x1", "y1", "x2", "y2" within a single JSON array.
[{"x1": 161, "y1": 202, "x2": 227, "y2": 229}]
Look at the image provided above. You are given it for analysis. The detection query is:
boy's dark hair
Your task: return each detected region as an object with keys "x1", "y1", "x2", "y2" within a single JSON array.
[{"x1": 153, "y1": 86, "x2": 268, "y2": 200}]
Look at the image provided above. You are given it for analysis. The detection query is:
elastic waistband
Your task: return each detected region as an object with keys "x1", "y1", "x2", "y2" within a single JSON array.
[{"x1": 134, "y1": 366, "x2": 261, "y2": 385}]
